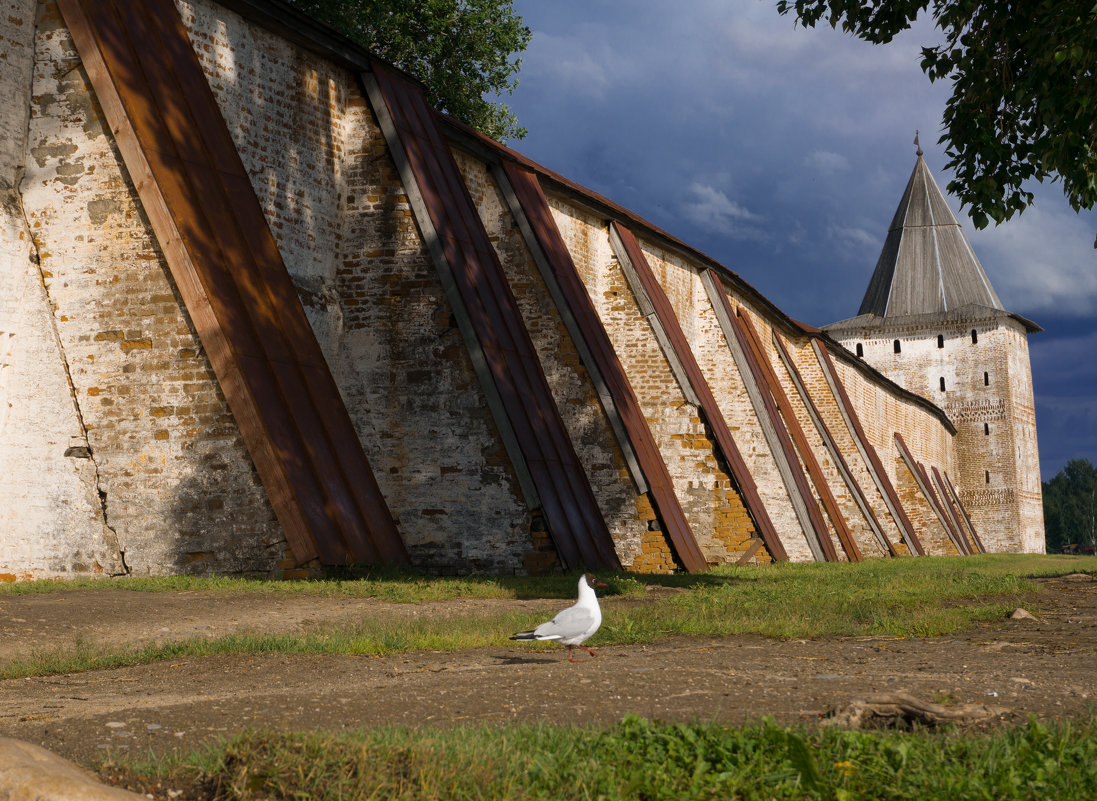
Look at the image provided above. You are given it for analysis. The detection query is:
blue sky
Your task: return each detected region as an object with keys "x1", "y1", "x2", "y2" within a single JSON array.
[{"x1": 501, "y1": 0, "x2": 1096, "y2": 481}]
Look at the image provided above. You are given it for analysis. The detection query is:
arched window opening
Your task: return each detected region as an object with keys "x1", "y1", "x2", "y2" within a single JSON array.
[
  {"x1": 893, "y1": 339, "x2": 901, "y2": 354},
  {"x1": 984, "y1": 371, "x2": 990, "y2": 386},
  {"x1": 985, "y1": 470, "x2": 991, "y2": 484},
  {"x1": 971, "y1": 329, "x2": 978, "y2": 344},
  {"x1": 937, "y1": 334, "x2": 944, "y2": 348},
  {"x1": 984, "y1": 423, "x2": 990, "y2": 435},
  {"x1": 855, "y1": 343, "x2": 864, "y2": 358},
  {"x1": 939, "y1": 377, "x2": 946, "y2": 392}
]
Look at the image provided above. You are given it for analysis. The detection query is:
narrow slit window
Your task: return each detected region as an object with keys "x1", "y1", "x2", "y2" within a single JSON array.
[
  {"x1": 893, "y1": 339, "x2": 901, "y2": 354},
  {"x1": 937, "y1": 334, "x2": 944, "y2": 348},
  {"x1": 984, "y1": 371, "x2": 990, "y2": 386},
  {"x1": 971, "y1": 329, "x2": 978, "y2": 344},
  {"x1": 940, "y1": 377, "x2": 946, "y2": 391},
  {"x1": 985, "y1": 470, "x2": 991, "y2": 484},
  {"x1": 984, "y1": 423, "x2": 990, "y2": 435},
  {"x1": 855, "y1": 343, "x2": 864, "y2": 358}
]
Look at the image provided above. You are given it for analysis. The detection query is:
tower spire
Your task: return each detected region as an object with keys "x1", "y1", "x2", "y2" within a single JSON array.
[
  {"x1": 914, "y1": 129, "x2": 923, "y2": 157},
  {"x1": 855, "y1": 153, "x2": 1003, "y2": 317}
]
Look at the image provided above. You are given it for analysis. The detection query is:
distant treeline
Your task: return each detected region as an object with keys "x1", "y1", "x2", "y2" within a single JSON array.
[{"x1": 1043, "y1": 458, "x2": 1097, "y2": 553}]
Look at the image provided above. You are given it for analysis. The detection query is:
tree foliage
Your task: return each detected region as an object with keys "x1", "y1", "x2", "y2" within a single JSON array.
[
  {"x1": 285, "y1": 0, "x2": 531, "y2": 141},
  {"x1": 776, "y1": 1, "x2": 1097, "y2": 240},
  {"x1": 1042, "y1": 458, "x2": 1097, "y2": 552}
]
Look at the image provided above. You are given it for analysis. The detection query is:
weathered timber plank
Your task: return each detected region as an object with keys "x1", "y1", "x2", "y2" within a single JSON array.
[
  {"x1": 735, "y1": 311, "x2": 841, "y2": 562},
  {"x1": 893, "y1": 433, "x2": 967, "y2": 555},
  {"x1": 366, "y1": 61, "x2": 621, "y2": 570},
  {"x1": 771, "y1": 332, "x2": 893, "y2": 557},
  {"x1": 699, "y1": 269, "x2": 821, "y2": 561},
  {"x1": 942, "y1": 472, "x2": 986, "y2": 553},
  {"x1": 812, "y1": 341, "x2": 926, "y2": 556},
  {"x1": 500, "y1": 161, "x2": 709, "y2": 572},
  {"x1": 609, "y1": 223, "x2": 786, "y2": 563},
  {"x1": 58, "y1": 0, "x2": 407, "y2": 566}
]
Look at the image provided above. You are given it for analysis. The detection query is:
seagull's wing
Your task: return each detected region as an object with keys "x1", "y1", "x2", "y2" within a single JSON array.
[{"x1": 531, "y1": 604, "x2": 595, "y2": 642}]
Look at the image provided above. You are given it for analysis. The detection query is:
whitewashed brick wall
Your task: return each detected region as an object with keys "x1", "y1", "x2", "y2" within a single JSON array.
[{"x1": 1, "y1": 0, "x2": 1039, "y2": 579}]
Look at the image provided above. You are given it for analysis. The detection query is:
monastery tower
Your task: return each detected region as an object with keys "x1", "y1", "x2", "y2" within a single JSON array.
[{"x1": 826, "y1": 149, "x2": 1045, "y2": 553}]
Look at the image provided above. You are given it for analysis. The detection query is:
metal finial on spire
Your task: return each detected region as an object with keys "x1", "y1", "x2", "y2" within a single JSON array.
[{"x1": 914, "y1": 129, "x2": 923, "y2": 157}]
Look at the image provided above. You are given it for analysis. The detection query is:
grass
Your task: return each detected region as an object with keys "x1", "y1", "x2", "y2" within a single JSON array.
[
  {"x1": 13, "y1": 554, "x2": 1096, "y2": 799},
  {"x1": 104, "y1": 715, "x2": 1097, "y2": 800},
  {"x1": 0, "y1": 569, "x2": 540, "y2": 602},
  {"x1": 1, "y1": 554, "x2": 1092, "y2": 680}
]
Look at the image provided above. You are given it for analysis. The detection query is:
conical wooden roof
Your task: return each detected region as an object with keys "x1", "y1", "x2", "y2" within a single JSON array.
[{"x1": 857, "y1": 156, "x2": 1003, "y2": 318}]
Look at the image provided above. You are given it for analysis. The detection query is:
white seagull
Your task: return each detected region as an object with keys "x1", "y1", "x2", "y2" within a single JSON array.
[{"x1": 511, "y1": 573, "x2": 606, "y2": 662}]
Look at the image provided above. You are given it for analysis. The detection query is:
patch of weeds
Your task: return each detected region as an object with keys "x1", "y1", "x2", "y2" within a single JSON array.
[{"x1": 103, "y1": 716, "x2": 1097, "y2": 801}]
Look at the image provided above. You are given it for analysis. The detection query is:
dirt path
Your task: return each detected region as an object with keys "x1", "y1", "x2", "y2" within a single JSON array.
[{"x1": 1, "y1": 575, "x2": 1095, "y2": 768}]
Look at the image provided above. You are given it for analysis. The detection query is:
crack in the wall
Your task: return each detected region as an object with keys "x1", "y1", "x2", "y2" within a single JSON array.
[
  {"x1": 23, "y1": 227, "x2": 128, "y2": 573},
  {"x1": 15, "y1": 101, "x2": 128, "y2": 574}
]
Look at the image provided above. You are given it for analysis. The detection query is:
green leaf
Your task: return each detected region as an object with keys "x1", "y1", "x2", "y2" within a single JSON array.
[
  {"x1": 781, "y1": 0, "x2": 1097, "y2": 228},
  {"x1": 785, "y1": 731, "x2": 823, "y2": 790},
  {"x1": 284, "y1": 0, "x2": 531, "y2": 141}
]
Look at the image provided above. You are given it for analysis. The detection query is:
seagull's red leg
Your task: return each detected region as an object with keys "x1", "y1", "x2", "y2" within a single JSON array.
[
  {"x1": 568, "y1": 646, "x2": 577, "y2": 662},
  {"x1": 582, "y1": 646, "x2": 598, "y2": 658}
]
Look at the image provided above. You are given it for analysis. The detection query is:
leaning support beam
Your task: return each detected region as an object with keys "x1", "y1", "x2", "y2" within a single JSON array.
[
  {"x1": 498, "y1": 162, "x2": 710, "y2": 572},
  {"x1": 931, "y1": 466, "x2": 975, "y2": 555},
  {"x1": 918, "y1": 461, "x2": 969, "y2": 555},
  {"x1": 364, "y1": 61, "x2": 621, "y2": 571},
  {"x1": 610, "y1": 229, "x2": 701, "y2": 407},
  {"x1": 893, "y1": 434, "x2": 968, "y2": 555},
  {"x1": 771, "y1": 333, "x2": 894, "y2": 558},
  {"x1": 494, "y1": 163, "x2": 646, "y2": 496},
  {"x1": 362, "y1": 73, "x2": 538, "y2": 512},
  {"x1": 737, "y1": 312, "x2": 855, "y2": 562},
  {"x1": 609, "y1": 223, "x2": 787, "y2": 562},
  {"x1": 735, "y1": 538, "x2": 767, "y2": 566},
  {"x1": 813, "y1": 341, "x2": 925, "y2": 556},
  {"x1": 942, "y1": 472, "x2": 986, "y2": 553},
  {"x1": 701, "y1": 269, "x2": 828, "y2": 561},
  {"x1": 58, "y1": 0, "x2": 408, "y2": 567}
]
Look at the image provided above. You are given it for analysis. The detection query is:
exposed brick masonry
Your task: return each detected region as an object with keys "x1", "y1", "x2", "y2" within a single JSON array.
[
  {"x1": 18, "y1": 0, "x2": 283, "y2": 576},
  {"x1": 0, "y1": 0, "x2": 1039, "y2": 578}
]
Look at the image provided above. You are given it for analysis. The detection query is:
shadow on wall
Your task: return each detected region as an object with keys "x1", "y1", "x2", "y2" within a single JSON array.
[{"x1": 165, "y1": 460, "x2": 285, "y2": 578}]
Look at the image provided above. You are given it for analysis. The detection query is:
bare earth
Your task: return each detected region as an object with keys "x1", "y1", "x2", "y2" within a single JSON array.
[{"x1": 0, "y1": 574, "x2": 1094, "y2": 771}]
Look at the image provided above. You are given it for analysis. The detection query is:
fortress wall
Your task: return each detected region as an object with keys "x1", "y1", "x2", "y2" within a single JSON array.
[
  {"x1": 830, "y1": 353, "x2": 955, "y2": 474},
  {"x1": 545, "y1": 198, "x2": 756, "y2": 566},
  {"x1": 762, "y1": 328, "x2": 889, "y2": 559},
  {"x1": 835, "y1": 315, "x2": 1042, "y2": 553},
  {"x1": 15, "y1": 0, "x2": 283, "y2": 577},
  {"x1": 533, "y1": 199, "x2": 679, "y2": 571},
  {"x1": 635, "y1": 242, "x2": 807, "y2": 562},
  {"x1": 180, "y1": 0, "x2": 535, "y2": 573},
  {"x1": 0, "y1": 0, "x2": 36, "y2": 184},
  {"x1": 175, "y1": 0, "x2": 349, "y2": 345},
  {"x1": 452, "y1": 150, "x2": 652, "y2": 570},
  {"x1": 325, "y1": 92, "x2": 534, "y2": 573},
  {"x1": 5, "y1": 0, "x2": 1025, "y2": 579},
  {"x1": 0, "y1": 0, "x2": 124, "y2": 580},
  {"x1": 829, "y1": 353, "x2": 959, "y2": 553},
  {"x1": 780, "y1": 337, "x2": 897, "y2": 558},
  {"x1": 893, "y1": 458, "x2": 960, "y2": 556},
  {"x1": 731, "y1": 304, "x2": 852, "y2": 561}
]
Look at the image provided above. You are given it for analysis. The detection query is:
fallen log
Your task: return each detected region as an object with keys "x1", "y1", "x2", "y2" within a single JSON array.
[{"x1": 826, "y1": 692, "x2": 1010, "y2": 729}]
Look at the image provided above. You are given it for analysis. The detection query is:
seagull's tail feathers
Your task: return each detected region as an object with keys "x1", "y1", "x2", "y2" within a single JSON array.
[{"x1": 510, "y1": 630, "x2": 562, "y2": 641}]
